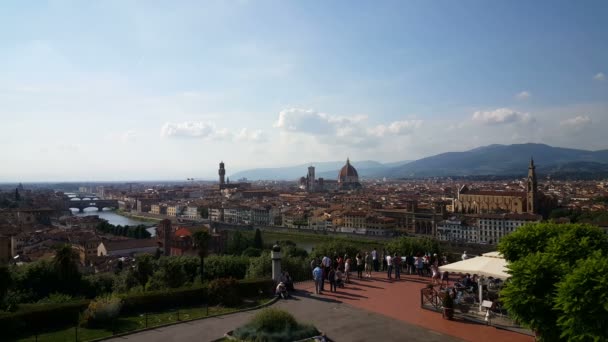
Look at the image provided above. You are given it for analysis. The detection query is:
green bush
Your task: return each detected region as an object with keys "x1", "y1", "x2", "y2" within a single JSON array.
[
  {"x1": 233, "y1": 308, "x2": 319, "y2": 342},
  {"x1": 208, "y1": 278, "x2": 241, "y2": 306},
  {"x1": 37, "y1": 293, "x2": 78, "y2": 304},
  {"x1": 310, "y1": 240, "x2": 361, "y2": 260},
  {"x1": 385, "y1": 236, "x2": 441, "y2": 256},
  {"x1": 235, "y1": 278, "x2": 274, "y2": 298},
  {"x1": 82, "y1": 273, "x2": 116, "y2": 298},
  {"x1": 122, "y1": 278, "x2": 273, "y2": 314},
  {"x1": 205, "y1": 255, "x2": 250, "y2": 280},
  {"x1": 0, "y1": 300, "x2": 88, "y2": 337},
  {"x1": 242, "y1": 247, "x2": 263, "y2": 257},
  {"x1": 246, "y1": 252, "x2": 272, "y2": 280},
  {"x1": 121, "y1": 285, "x2": 207, "y2": 314},
  {"x1": 81, "y1": 295, "x2": 123, "y2": 328}
]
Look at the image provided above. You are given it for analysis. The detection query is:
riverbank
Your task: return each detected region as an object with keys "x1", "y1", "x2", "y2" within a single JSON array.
[{"x1": 115, "y1": 210, "x2": 163, "y2": 224}]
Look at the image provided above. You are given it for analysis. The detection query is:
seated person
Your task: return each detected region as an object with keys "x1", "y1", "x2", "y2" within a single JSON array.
[
  {"x1": 335, "y1": 269, "x2": 344, "y2": 288},
  {"x1": 276, "y1": 282, "x2": 288, "y2": 299},
  {"x1": 282, "y1": 271, "x2": 295, "y2": 292}
]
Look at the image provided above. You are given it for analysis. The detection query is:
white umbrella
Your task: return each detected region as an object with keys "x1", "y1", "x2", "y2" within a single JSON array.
[{"x1": 439, "y1": 251, "x2": 510, "y2": 280}]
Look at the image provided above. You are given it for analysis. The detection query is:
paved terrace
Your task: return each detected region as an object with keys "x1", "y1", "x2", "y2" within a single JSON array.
[{"x1": 106, "y1": 272, "x2": 534, "y2": 342}]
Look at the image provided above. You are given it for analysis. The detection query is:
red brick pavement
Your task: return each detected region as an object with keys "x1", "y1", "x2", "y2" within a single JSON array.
[{"x1": 298, "y1": 272, "x2": 534, "y2": 342}]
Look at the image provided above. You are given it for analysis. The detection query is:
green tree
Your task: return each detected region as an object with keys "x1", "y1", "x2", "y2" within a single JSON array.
[
  {"x1": 53, "y1": 244, "x2": 81, "y2": 294},
  {"x1": 134, "y1": 254, "x2": 155, "y2": 290},
  {"x1": 198, "y1": 206, "x2": 209, "y2": 219},
  {"x1": 500, "y1": 252, "x2": 566, "y2": 341},
  {"x1": 193, "y1": 230, "x2": 211, "y2": 284},
  {"x1": 498, "y1": 223, "x2": 608, "y2": 341},
  {"x1": 554, "y1": 251, "x2": 608, "y2": 341},
  {"x1": 227, "y1": 231, "x2": 252, "y2": 255},
  {"x1": 253, "y1": 228, "x2": 263, "y2": 249},
  {"x1": 0, "y1": 266, "x2": 12, "y2": 303}
]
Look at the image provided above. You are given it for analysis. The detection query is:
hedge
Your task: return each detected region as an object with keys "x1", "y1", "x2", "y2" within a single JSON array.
[
  {"x1": 0, "y1": 300, "x2": 89, "y2": 338},
  {"x1": 0, "y1": 278, "x2": 274, "y2": 337}
]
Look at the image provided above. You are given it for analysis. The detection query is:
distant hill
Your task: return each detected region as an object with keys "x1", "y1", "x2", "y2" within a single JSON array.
[
  {"x1": 385, "y1": 143, "x2": 608, "y2": 178},
  {"x1": 228, "y1": 143, "x2": 608, "y2": 181},
  {"x1": 229, "y1": 160, "x2": 412, "y2": 181}
]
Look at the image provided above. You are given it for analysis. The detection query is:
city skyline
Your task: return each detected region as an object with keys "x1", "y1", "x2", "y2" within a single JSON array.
[{"x1": 1, "y1": 1, "x2": 607, "y2": 181}]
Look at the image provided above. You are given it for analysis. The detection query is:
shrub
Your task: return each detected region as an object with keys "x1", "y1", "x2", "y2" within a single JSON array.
[
  {"x1": 310, "y1": 240, "x2": 360, "y2": 260},
  {"x1": 37, "y1": 293, "x2": 78, "y2": 304},
  {"x1": 233, "y1": 308, "x2": 319, "y2": 342},
  {"x1": 385, "y1": 236, "x2": 441, "y2": 257},
  {"x1": 0, "y1": 300, "x2": 88, "y2": 337},
  {"x1": 236, "y1": 278, "x2": 274, "y2": 298},
  {"x1": 81, "y1": 295, "x2": 123, "y2": 328},
  {"x1": 208, "y1": 278, "x2": 241, "y2": 306},
  {"x1": 205, "y1": 255, "x2": 250, "y2": 280},
  {"x1": 121, "y1": 278, "x2": 273, "y2": 314},
  {"x1": 246, "y1": 252, "x2": 272, "y2": 280},
  {"x1": 82, "y1": 273, "x2": 116, "y2": 298},
  {"x1": 242, "y1": 247, "x2": 262, "y2": 257},
  {"x1": 121, "y1": 285, "x2": 207, "y2": 314}
]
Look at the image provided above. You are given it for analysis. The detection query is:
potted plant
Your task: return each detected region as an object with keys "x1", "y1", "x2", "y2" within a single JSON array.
[{"x1": 442, "y1": 292, "x2": 454, "y2": 320}]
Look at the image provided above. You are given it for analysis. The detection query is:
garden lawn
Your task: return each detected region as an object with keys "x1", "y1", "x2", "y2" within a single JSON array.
[{"x1": 15, "y1": 299, "x2": 269, "y2": 342}]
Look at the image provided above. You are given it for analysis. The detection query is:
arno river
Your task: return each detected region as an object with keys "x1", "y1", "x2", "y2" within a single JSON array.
[{"x1": 71, "y1": 209, "x2": 157, "y2": 236}]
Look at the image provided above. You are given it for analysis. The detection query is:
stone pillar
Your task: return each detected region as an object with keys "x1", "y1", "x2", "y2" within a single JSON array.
[{"x1": 271, "y1": 243, "x2": 282, "y2": 282}]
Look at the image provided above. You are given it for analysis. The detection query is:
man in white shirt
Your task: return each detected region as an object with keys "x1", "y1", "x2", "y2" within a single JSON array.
[
  {"x1": 462, "y1": 251, "x2": 469, "y2": 261},
  {"x1": 386, "y1": 254, "x2": 393, "y2": 279}
]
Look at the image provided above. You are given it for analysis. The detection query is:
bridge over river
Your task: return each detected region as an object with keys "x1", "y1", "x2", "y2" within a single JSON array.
[{"x1": 64, "y1": 196, "x2": 119, "y2": 213}]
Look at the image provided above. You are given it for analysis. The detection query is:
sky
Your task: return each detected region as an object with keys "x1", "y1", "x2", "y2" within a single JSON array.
[{"x1": 1, "y1": 0, "x2": 607, "y2": 181}]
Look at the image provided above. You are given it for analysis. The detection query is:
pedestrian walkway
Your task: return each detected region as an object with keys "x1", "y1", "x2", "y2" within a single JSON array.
[
  {"x1": 105, "y1": 292, "x2": 458, "y2": 342},
  {"x1": 105, "y1": 272, "x2": 534, "y2": 342},
  {"x1": 296, "y1": 271, "x2": 534, "y2": 342}
]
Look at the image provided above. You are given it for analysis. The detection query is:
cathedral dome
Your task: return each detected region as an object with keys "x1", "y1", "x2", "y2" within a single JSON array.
[{"x1": 338, "y1": 158, "x2": 359, "y2": 184}]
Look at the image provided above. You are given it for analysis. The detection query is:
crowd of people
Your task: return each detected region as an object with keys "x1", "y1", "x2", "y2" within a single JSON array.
[{"x1": 309, "y1": 249, "x2": 451, "y2": 295}]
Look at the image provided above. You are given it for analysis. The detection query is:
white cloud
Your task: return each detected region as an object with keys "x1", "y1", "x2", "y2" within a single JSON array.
[
  {"x1": 369, "y1": 120, "x2": 423, "y2": 137},
  {"x1": 560, "y1": 115, "x2": 592, "y2": 128},
  {"x1": 515, "y1": 91, "x2": 531, "y2": 100},
  {"x1": 472, "y1": 108, "x2": 531, "y2": 125},
  {"x1": 273, "y1": 108, "x2": 421, "y2": 148},
  {"x1": 161, "y1": 121, "x2": 217, "y2": 138},
  {"x1": 235, "y1": 128, "x2": 267, "y2": 142},
  {"x1": 593, "y1": 72, "x2": 605, "y2": 81},
  {"x1": 121, "y1": 130, "x2": 137, "y2": 143},
  {"x1": 160, "y1": 121, "x2": 266, "y2": 143}
]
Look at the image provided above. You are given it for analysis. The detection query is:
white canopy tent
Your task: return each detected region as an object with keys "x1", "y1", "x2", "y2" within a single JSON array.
[{"x1": 439, "y1": 251, "x2": 510, "y2": 280}]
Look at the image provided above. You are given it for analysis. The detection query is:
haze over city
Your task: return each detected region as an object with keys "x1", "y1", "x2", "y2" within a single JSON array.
[{"x1": 1, "y1": 1, "x2": 607, "y2": 181}]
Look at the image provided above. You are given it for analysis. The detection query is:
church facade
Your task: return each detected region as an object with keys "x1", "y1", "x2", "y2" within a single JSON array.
[{"x1": 453, "y1": 159, "x2": 538, "y2": 215}]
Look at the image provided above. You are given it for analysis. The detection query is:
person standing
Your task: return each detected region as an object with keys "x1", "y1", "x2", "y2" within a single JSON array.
[
  {"x1": 328, "y1": 267, "x2": 337, "y2": 293},
  {"x1": 310, "y1": 257, "x2": 318, "y2": 277},
  {"x1": 394, "y1": 253, "x2": 401, "y2": 280},
  {"x1": 386, "y1": 253, "x2": 393, "y2": 280},
  {"x1": 365, "y1": 251, "x2": 373, "y2": 278},
  {"x1": 313, "y1": 265, "x2": 323, "y2": 294},
  {"x1": 344, "y1": 257, "x2": 351, "y2": 284},
  {"x1": 356, "y1": 253, "x2": 363, "y2": 279},
  {"x1": 381, "y1": 249, "x2": 388, "y2": 271},
  {"x1": 371, "y1": 248, "x2": 379, "y2": 272}
]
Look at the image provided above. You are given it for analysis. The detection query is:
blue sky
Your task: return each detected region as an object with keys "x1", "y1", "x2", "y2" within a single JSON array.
[{"x1": 1, "y1": 0, "x2": 607, "y2": 181}]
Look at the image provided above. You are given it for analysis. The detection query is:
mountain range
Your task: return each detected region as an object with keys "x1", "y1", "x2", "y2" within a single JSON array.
[{"x1": 229, "y1": 143, "x2": 608, "y2": 180}]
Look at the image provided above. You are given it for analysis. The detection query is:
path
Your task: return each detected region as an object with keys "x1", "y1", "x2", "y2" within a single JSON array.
[
  {"x1": 106, "y1": 272, "x2": 534, "y2": 342},
  {"x1": 105, "y1": 292, "x2": 459, "y2": 342},
  {"x1": 296, "y1": 272, "x2": 534, "y2": 342}
]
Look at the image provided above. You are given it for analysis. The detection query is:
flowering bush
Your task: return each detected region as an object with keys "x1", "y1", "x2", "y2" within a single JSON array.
[{"x1": 81, "y1": 295, "x2": 122, "y2": 328}]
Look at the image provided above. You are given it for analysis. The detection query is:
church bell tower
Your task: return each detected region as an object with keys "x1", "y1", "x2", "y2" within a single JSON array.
[{"x1": 527, "y1": 157, "x2": 538, "y2": 214}]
